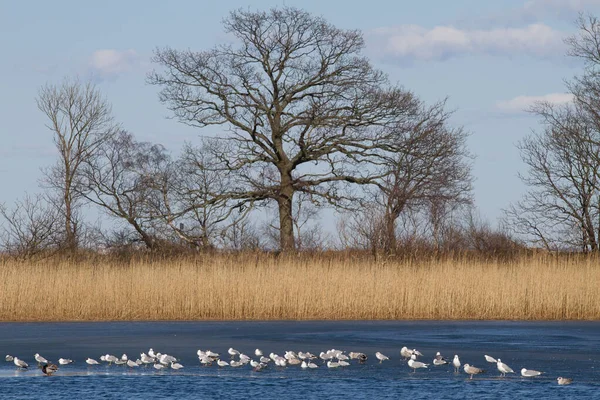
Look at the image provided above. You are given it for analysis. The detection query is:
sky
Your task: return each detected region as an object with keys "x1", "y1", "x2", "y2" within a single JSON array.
[{"x1": 1, "y1": 0, "x2": 600, "y2": 228}]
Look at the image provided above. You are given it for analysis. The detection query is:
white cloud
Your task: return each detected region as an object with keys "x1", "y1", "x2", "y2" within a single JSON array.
[
  {"x1": 89, "y1": 49, "x2": 140, "y2": 78},
  {"x1": 369, "y1": 23, "x2": 564, "y2": 62},
  {"x1": 496, "y1": 93, "x2": 574, "y2": 112}
]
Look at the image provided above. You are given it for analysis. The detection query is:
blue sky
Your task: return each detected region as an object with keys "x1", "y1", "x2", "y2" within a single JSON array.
[{"x1": 1, "y1": 0, "x2": 599, "y2": 226}]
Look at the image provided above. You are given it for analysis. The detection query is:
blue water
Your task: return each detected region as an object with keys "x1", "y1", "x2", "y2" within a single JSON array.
[{"x1": 0, "y1": 321, "x2": 598, "y2": 399}]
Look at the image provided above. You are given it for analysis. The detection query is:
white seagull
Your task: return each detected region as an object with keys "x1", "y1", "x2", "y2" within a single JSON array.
[
  {"x1": 126, "y1": 360, "x2": 138, "y2": 368},
  {"x1": 433, "y1": 352, "x2": 448, "y2": 366},
  {"x1": 496, "y1": 359, "x2": 514, "y2": 377},
  {"x1": 521, "y1": 368, "x2": 542, "y2": 377},
  {"x1": 58, "y1": 358, "x2": 73, "y2": 365},
  {"x1": 217, "y1": 359, "x2": 229, "y2": 367},
  {"x1": 255, "y1": 349, "x2": 263, "y2": 357},
  {"x1": 153, "y1": 363, "x2": 166, "y2": 370},
  {"x1": 375, "y1": 352, "x2": 389, "y2": 363},
  {"x1": 34, "y1": 353, "x2": 48, "y2": 365},
  {"x1": 5, "y1": 355, "x2": 14, "y2": 362},
  {"x1": 228, "y1": 348, "x2": 240, "y2": 357},
  {"x1": 14, "y1": 357, "x2": 28, "y2": 369},
  {"x1": 400, "y1": 347, "x2": 413, "y2": 359},
  {"x1": 86, "y1": 358, "x2": 100, "y2": 365},
  {"x1": 408, "y1": 354, "x2": 429, "y2": 372},
  {"x1": 171, "y1": 362, "x2": 184, "y2": 370},
  {"x1": 452, "y1": 355, "x2": 461, "y2": 373},
  {"x1": 484, "y1": 354, "x2": 497, "y2": 363}
]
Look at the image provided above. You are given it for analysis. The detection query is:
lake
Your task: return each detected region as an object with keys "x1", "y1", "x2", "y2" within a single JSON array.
[{"x1": 0, "y1": 321, "x2": 598, "y2": 399}]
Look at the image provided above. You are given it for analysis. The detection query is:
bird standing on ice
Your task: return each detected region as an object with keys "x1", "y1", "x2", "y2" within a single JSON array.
[
  {"x1": 496, "y1": 359, "x2": 514, "y2": 377},
  {"x1": 34, "y1": 353, "x2": 48, "y2": 366},
  {"x1": 463, "y1": 364, "x2": 484, "y2": 379},
  {"x1": 375, "y1": 352, "x2": 389, "y2": 363},
  {"x1": 408, "y1": 354, "x2": 429, "y2": 372},
  {"x1": 452, "y1": 355, "x2": 461, "y2": 373},
  {"x1": 14, "y1": 357, "x2": 28, "y2": 369}
]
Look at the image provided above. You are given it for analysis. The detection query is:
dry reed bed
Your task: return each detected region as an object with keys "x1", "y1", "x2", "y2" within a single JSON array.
[{"x1": 0, "y1": 254, "x2": 598, "y2": 321}]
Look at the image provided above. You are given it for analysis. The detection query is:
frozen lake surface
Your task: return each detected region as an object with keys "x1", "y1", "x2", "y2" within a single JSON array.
[{"x1": 0, "y1": 321, "x2": 598, "y2": 399}]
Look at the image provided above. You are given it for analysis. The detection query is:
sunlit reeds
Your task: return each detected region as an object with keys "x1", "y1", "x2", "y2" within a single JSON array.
[{"x1": 0, "y1": 253, "x2": 598, "y2": 321}]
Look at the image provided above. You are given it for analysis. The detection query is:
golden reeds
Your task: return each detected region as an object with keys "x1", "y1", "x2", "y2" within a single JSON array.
[{"x1": 0, "y1": 253, "x2": 598, "y2": 321}]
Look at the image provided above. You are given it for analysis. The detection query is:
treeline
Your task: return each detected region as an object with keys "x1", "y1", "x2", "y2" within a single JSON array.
[{"x1": 2, "y1": 8, "x2": 600, "y2": 259}]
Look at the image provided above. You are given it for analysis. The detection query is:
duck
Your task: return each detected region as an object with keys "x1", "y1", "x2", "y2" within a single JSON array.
[{"x1": 41, "y1": 363, "x2": 59, "y2": 376}]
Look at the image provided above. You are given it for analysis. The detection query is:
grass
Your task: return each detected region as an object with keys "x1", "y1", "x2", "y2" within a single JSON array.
[{"x1": 0, "y1": 252, "x2": 598, "y2": 321}]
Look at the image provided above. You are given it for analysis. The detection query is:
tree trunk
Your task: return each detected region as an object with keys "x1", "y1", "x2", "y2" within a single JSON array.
[
  {"x1": 64, "y1": 189, "x2": 76, "y2": 252},
  {"x1": 384, "y1": 211, "x2": 397, "y2": 255},
  {"x1": 129, "y1": 218, "x2": 155, "y2": 250},
  {"x1": 278, "y1": 194, "x2": 295, "y2": 252}
]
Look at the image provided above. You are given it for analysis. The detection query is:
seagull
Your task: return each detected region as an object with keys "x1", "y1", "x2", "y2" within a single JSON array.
[
  {"x1": 408, "y1": 354, "x2": 429, "y2": 372},
  {"x1": 557, "y1": 377, "x2": 573, "y2": 385},
  {"x1": 228, "y1": 348, "x2": 240, "y2": 357},
  {"x1": 171, "y1": 362, "x2": 184, "y2": 370},
  {"x1": 463, "y1": 364, "x2": 485, "y2": 379},
  {"x1": 484, "y1": 355, "x2": 497, "y2": 363},
  {"x1": 288, "y1": 358, "x2": 301, "y2": 365},
  {"x1": 375, "y1": 352, "x2": 389, "y2": 363},
  {"x1": 452, "y1": 355, "x2": 461, "y2": 373},
  {"x1": 148, "y1": 348, "x2": 156, "y2": 358},
  {"x1": 521, "y1": 368, "x2": 542, "y2": 377},
  {"x1": 255, "y1": 349, "x2": 263, "y2": 357},
  {"x1": 253, "y1": 363, "x2": 267, "y2": 372},
  {"x1": 58, "y1": 358, "x2": 73, "y2": 365},
  {"x1": 5, "y1": 355, "x2": 14, "y2": 362},
  {"x1": 497, "y1": 359, "x2": 514, "y2": 377},
  {"x1": 358, "y1": 353, "x2": 368, "y2": 363},
  {"x1": 105, "y1": 355, "x2": 118, "y2": 365},
  {"x1": 327, "y1": 360, "x2": 340, "y2": 368},
  {"x1": 217, "y1": 359, "x2": 229, "y2": 367},
  {"x1": 34, "y1": 353, "x2": 48, "y2": 365},
  {"x1": 41, "y1": 363, "x2": 59, "y2": 376},
  {"x1": 260, "y1": 356, "x2": 271, "y2": 364},
  {"x1": 301, "y1": 361, "x2": 308, "y2": 369},
  {"x1": 86, "y1": 358, "x2": 100, "y2": 365},
  {"x1": 433, "y1": 352, "x2": 448, "y2": 366},
  {"x1": 13, "y1": 357, "x2": 28, "y2": 369},
  {"x1": 126, "y1": 360, "x2": 138, "y2": 368},
  {"x1": 153, "y1": 363, "x2": 166, "y2": 371},
  {"x1": 400, "y1": 347, "x2": 413, "y2": 359},
  {"x1": 307, "y1": 361, "x2": 318, "y2": 369}
]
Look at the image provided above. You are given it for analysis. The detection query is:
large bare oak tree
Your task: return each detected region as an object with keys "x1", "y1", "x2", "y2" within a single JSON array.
[{"x1": 149, "y1": 7, "x2": 417, "y2": 251}]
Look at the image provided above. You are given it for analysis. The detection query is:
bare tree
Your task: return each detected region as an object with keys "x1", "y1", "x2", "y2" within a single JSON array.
[
  {"x1": 78, "y1": 130, "x2": 170, "y2": 250},
  {"x1": 370, "y1": 100, "x2": 473, "y2": 253},
  {"x1": 505, "y1": 15, "x2": 600, "y2": 252},
  {"x1": 505, "y1": 102, "x2": 600, "y2": 251},
  {"x1": 160, "y1": 140, "x2": 253, "y2": 250},
  {"x1": 0, "y1": 194, "x2": 61, "y2": 258},
  {"x1": 37, "y1": 78, "x2": 119, "y2": 252},
  {"x1": 149, "y1": 7, "x2": 418, "y2": 251}
]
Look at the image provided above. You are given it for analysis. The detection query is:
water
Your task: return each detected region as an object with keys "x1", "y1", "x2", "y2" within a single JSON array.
[{"x1": 0, "y1": 321, "x2": 598, "y2": 399}]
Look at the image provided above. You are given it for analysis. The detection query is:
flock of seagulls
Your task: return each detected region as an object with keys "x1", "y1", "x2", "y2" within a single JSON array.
[{"x1": 4, "y1": 346, "x2": 573, "y2": 385}]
